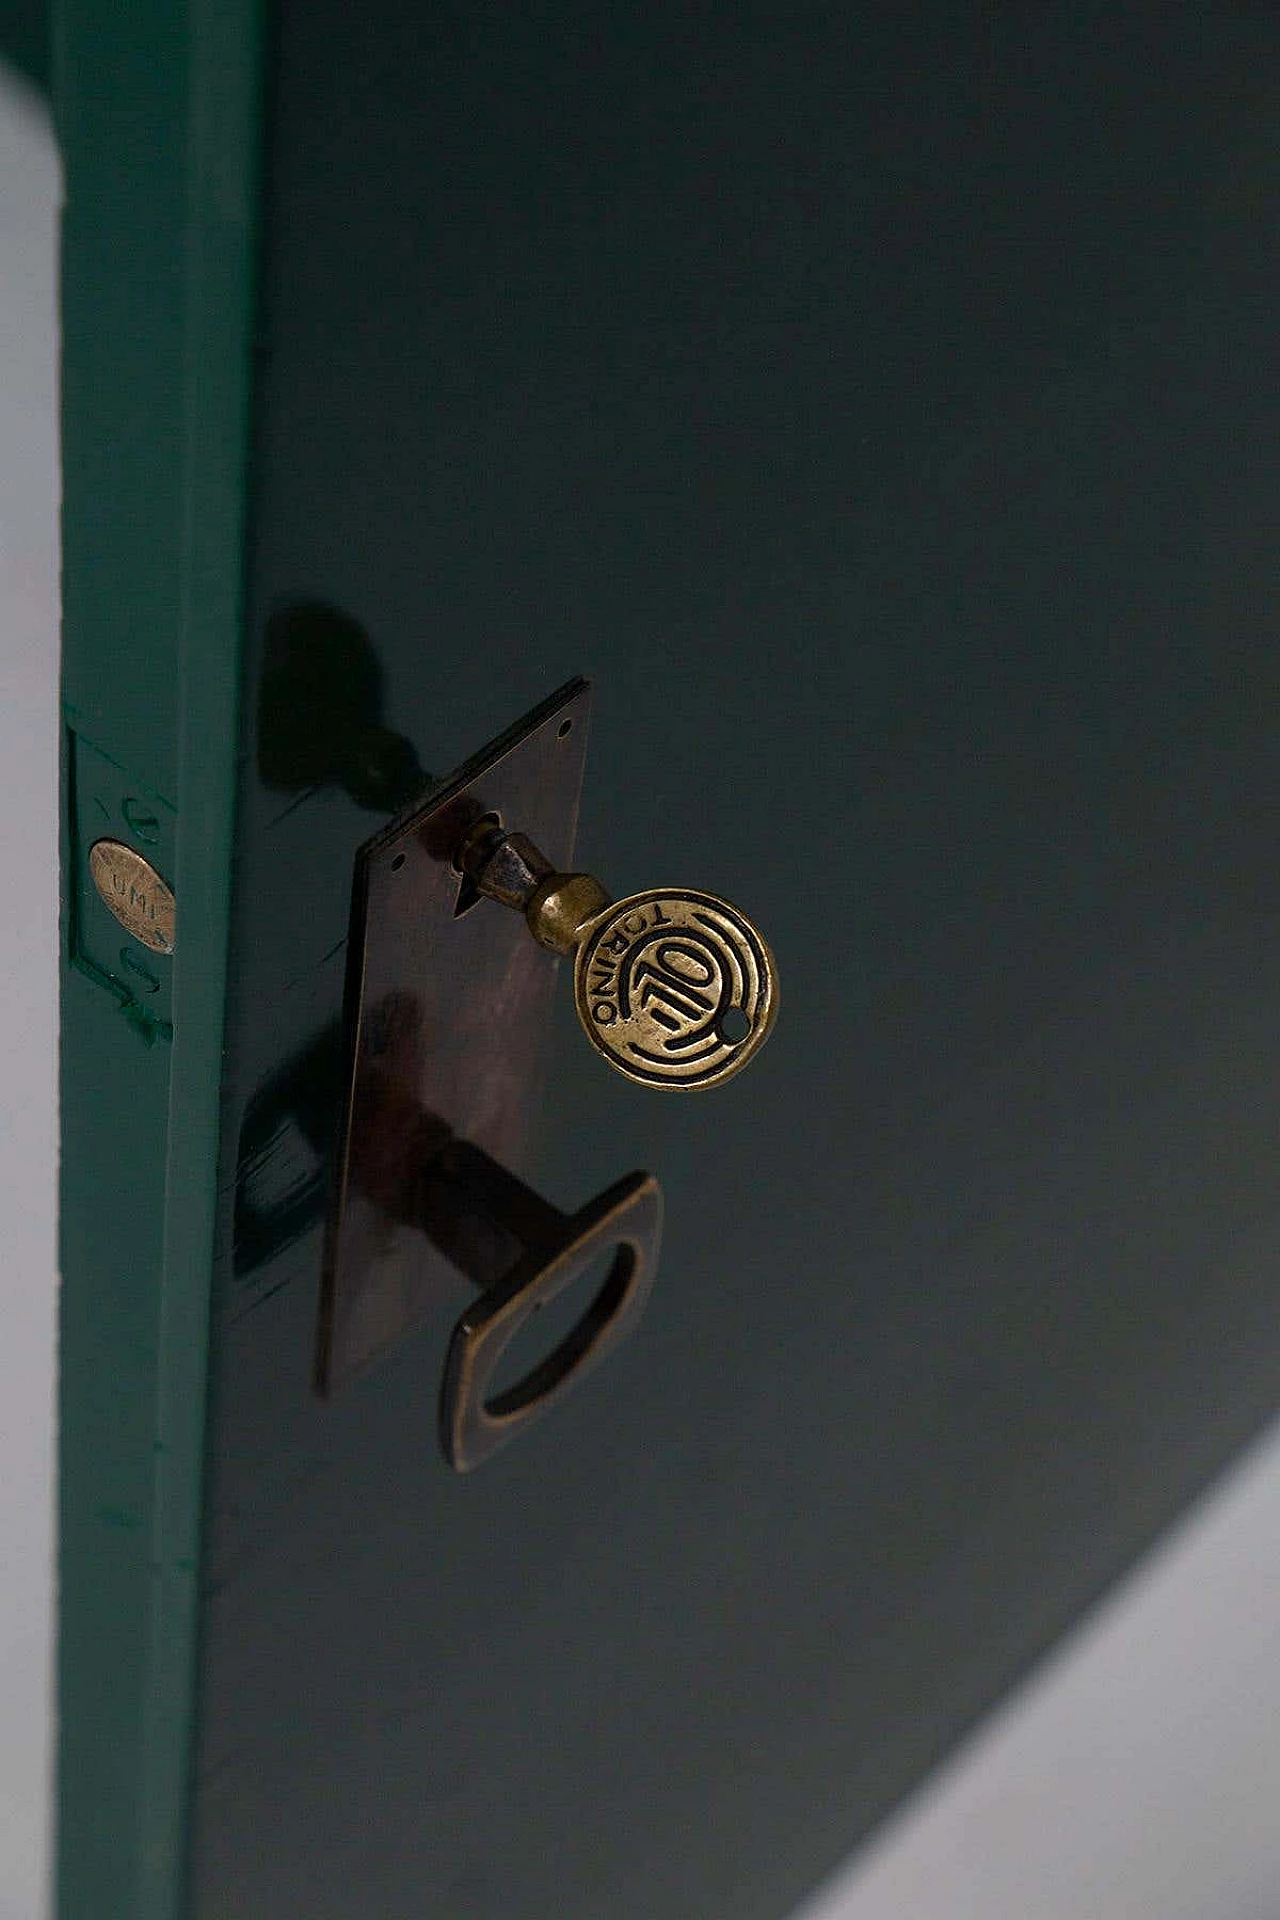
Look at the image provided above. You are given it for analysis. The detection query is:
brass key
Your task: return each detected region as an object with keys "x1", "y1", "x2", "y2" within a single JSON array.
[{"x1": 457, "y1": 821, "x2": 778, "y2": 1091}]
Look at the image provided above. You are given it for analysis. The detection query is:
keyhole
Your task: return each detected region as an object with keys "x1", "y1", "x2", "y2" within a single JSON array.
[{"x1": 452, "y1": 812, "x2": 502, "y2": 919}]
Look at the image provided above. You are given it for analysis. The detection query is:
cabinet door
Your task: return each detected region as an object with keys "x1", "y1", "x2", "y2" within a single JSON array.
[{"x1": 58, "y1": 7, "x2": 1280, "y2": 1920}]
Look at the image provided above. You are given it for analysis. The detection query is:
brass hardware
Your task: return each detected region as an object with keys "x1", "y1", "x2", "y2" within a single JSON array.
[
  {"x1": 258, "y1": 1013, "x2": 661, "y2": 1469},
  {"x1": 321, "y1": 680, "x2": 664, "y2": 1472},
  {"x1": 319, "y1": 675, "x2": 771, "y2": 1463},
  {"x1": 457, "y1": 824, "x2": 778, "y2": 1091},
  {"x1": 431, "y1": 1143, "x2": 662, "y2": 1471},
  {"x1": 88, "y1": 839, "x2": 176, "y2": 954}
]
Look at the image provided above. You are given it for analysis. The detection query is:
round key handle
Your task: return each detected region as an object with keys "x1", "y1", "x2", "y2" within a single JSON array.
[{"x1": 459, "y1": 825, "x2": 779, "y2": 1093}]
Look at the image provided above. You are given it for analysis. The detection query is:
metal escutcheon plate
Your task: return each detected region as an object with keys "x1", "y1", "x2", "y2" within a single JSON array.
[{"x1": 318, "y1": 680, "x2": 592, "y2": 1394}]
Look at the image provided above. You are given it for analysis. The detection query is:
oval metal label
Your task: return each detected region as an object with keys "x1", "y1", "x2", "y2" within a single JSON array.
[{"x1": 88, "y1": 839, "x2": 176, "y2": 954}]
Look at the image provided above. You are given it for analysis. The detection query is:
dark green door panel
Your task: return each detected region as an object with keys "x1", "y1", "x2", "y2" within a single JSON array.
[
  {"x1": 1, "y1": 0, "x2": 49, "y2": 93},
  {"x1": 55, "y1": 5, "x2": 1280, "y2": 1919},
  {"x1": 55, "y1": 3, "x2": 262, "y2": 1915},
  {"x1": 189, "y1": 7, "x2": 1280, "y2": 1920}
]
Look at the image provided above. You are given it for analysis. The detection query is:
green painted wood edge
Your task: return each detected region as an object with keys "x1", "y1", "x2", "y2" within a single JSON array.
[{"x1": 54, "y1": 2, "x2": 263, "y2": 1915}]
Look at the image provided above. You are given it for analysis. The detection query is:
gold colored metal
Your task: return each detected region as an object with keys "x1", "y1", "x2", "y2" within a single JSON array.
[
  {"x1": 572, "y1": 888, "x2": 778, "y2": 1090},
  {"x1": 437, "y1": 1148, "x2": 663, "y2": 1471},
  {"x1": 525, "y1": 871, "x2": 612, "y2": 955},
  {"x1": 88, "y1": 839, "x2": 176, "y2": 954},
  {"x1": 461, "y1": 828, "x2": 778, "y2": 1090}
]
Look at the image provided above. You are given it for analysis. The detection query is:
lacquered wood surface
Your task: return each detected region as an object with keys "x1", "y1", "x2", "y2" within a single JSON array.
[{"x1": 178, "y1": 8, "x2": 1280, "y2": 1919}]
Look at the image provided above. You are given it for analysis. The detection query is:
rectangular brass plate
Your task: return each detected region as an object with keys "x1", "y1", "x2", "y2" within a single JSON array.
[{"x1": 317, "y1": 679, "x2": 591, "y2": 1393}]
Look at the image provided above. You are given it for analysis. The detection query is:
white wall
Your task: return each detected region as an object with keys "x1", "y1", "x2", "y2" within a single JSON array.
[
  {"x1": 2, "y1": 57, "x2": 1278, "y2": 1920},
  {"x1": 804, "y1": 1420, "x2": 1280, "y2": 1920},
  {"x1": 0, "y1": 61, "x2": 58, "y2": 1920}
]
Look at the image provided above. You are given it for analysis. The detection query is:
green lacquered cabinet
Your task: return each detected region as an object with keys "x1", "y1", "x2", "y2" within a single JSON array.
[{"x1": 57, "y1": 6, "x2": 1280, "y2": 1917}]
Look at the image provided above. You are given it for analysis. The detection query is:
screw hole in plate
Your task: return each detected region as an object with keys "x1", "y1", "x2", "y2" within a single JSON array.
[
  {"x1": 390, "y1": 852, "x2": 406, "y2": 871},
  {"x1": 557, "y1": 718, "x2": 573, "y2": 738}
]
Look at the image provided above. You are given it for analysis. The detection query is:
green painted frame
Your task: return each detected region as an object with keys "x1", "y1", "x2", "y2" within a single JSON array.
[{"x1": 55, "y1": 4, "x2": 263, "y2": 1914}]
